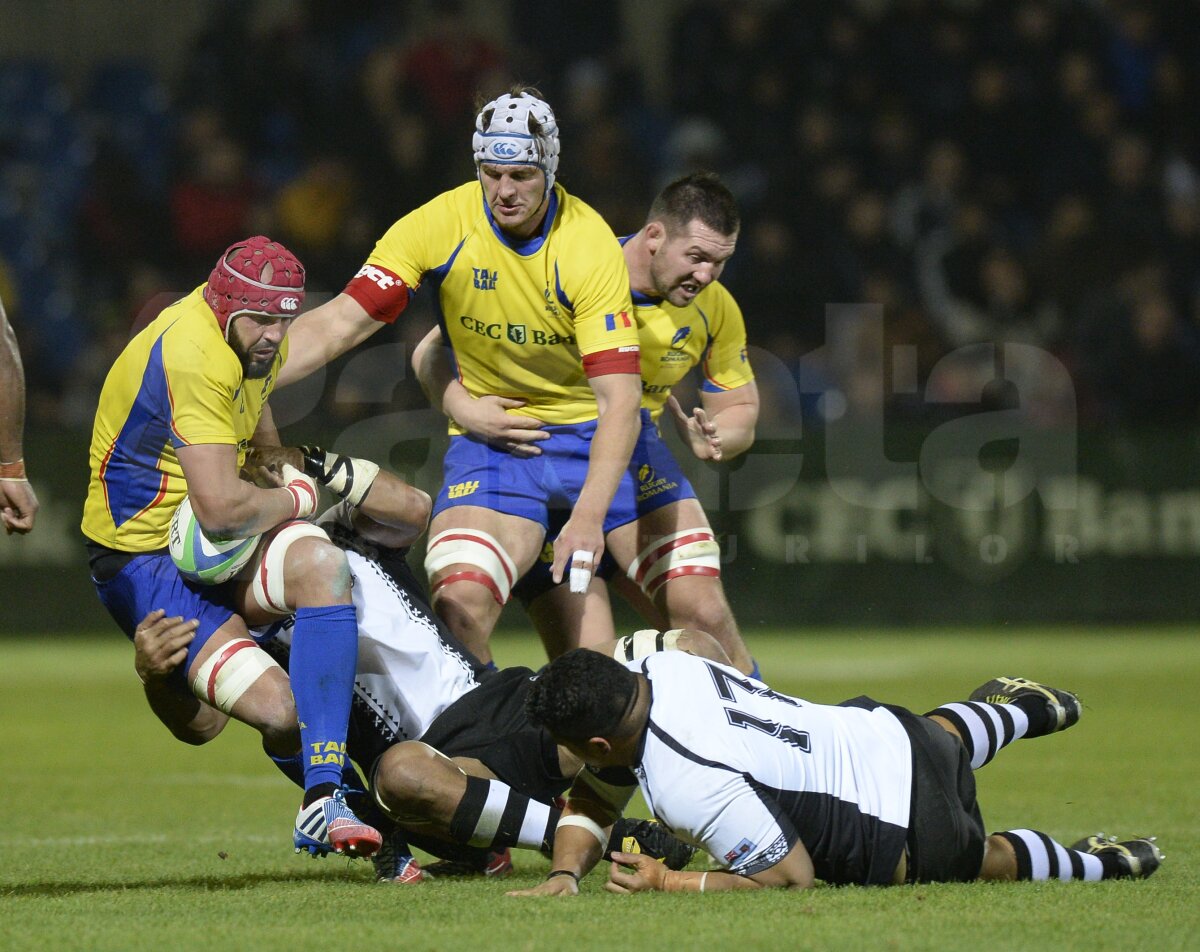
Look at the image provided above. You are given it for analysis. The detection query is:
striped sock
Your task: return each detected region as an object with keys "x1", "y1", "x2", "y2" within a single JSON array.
[
  {"x1": 996, "y1": 830, "x2": 1108, "y2": 881},
  {"x1": 449, "y1": 776, "x2": 561, "y2": 852},
  {"x1": 926, "y1": 701, "x2": 1030, "y2": 769}
]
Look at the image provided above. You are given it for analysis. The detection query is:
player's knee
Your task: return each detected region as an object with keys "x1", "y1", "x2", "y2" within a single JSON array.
[
  {"x1": 231, "y1": 670, "x2": 299, "y2": 749},
  {"x1": 670, "y1": 592, "x2": 734, "y2": 637},
  {"x1": 251, "y1": 521, "x2": 341, "y2": 615},
  {"x1": 284, "y1": 537, "x2": 352, "y2": 605},
  {"x1": 374, "y1": 741, "x2": 443, "y2": 813}
]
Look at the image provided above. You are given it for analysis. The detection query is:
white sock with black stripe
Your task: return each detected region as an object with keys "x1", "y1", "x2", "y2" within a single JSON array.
[
  {"x1": 927, "y1": 701, "x2": 1030, "y2": 769},
  {"x1": 449, "y1": 775, "x2": 559, "y2": 852},
  {"x1": 997, "y1": 829, "x2": 1107, "y2": 881}
]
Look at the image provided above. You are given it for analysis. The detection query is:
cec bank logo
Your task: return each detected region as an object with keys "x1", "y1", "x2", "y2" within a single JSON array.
[{"x1": 507, "y1": 324, "x2": 527, "y2": 344}]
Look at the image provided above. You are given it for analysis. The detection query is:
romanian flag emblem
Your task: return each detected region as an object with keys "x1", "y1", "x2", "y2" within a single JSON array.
[{"x1": 605, "y1": 311, "x2": 632, "y2": 331}]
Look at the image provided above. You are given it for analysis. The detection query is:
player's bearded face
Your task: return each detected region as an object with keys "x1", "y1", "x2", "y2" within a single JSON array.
[
  {"x1": 479, "y1": 163, "x2": 548, "y2": 238},
  {"x1": 228, "y1": 313, "x2": 291, "y2": 378},
  {"x1": 650, "y1": 221, "x2": 738, "y2": 308}
]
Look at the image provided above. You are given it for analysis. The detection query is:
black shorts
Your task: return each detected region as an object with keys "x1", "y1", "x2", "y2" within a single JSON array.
[
  {"x1": 894, "y1": 706, "x2": 986, "y2": 883},
  {"x1": 416, "y1": 666, "x2": 570, "y2": 804}
]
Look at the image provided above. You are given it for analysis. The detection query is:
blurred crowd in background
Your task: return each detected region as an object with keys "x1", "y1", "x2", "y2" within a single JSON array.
[{"x1": 2, "y1": 0, "x2": 1199, "y2": 435}]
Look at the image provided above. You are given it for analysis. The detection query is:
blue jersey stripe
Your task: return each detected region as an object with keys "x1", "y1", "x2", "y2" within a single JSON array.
[{"x1": 102, "y1": 334, "x2": 175, "y2": 527}]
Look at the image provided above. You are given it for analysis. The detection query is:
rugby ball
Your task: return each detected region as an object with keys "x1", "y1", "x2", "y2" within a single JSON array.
[{"x1": 168, "y1": 496, "x2": 260, "y2": 584}]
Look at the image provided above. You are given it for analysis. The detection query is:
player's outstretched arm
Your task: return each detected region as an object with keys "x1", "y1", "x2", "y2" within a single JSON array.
[
  {"x1": 0, "y1": 298, "x2": 37, "y2": 534},
  {"x1": 413, "y1": 326, "x2": 550, "y2": 455},
  {"x1": 507, "y1": 776, "x2": 629, "y2": 898},
  {"x1": 506, "y1": 797, "x2": 619, "y2": 897},
  {"x1": 133, "y1": 609, "x2": 229, "y2": 744},
  {"x1": 607, "y1": 839, "x2": 814, "y2": 895},
  {"x1": 276, "y1": 293, "x2": 380, "y2": 387}
]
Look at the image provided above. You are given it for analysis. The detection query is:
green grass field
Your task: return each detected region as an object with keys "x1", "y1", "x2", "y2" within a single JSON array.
[{"x1": 3, "y1": 627, "x2": 1196, "y2": 952}]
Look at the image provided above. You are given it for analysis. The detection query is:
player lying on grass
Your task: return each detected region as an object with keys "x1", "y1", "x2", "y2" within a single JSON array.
[
  {"x1": 511, "y1": 649, "x2": 1164, "y2": 896},
  {"x1": 135, "y1": 446, "x2": 703, "y2": 882},
  {"x1": 83, "y1": 236, "x2": 380, "y2": 858}
]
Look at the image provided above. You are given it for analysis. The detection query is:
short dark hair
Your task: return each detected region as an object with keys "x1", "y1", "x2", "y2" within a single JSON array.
[
  {"x1": 525, "y1": 649, "x2": 638, "y2": 743},
  {"x1": 647, "y1": 172, "x2": 739, "y2": 236}
]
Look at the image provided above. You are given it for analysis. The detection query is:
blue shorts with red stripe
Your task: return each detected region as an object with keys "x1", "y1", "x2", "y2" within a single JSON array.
[
  {"x1": 92, "y1": 550, "x2": 239, "y2": 687},
  {"x1": 432, "y1": 410, "x2": 695, "y2": 533}
]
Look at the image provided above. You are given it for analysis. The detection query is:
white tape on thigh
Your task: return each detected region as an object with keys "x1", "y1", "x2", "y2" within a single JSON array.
[
  {"x1": 191, "y1": 638, "x2": 282, "y2": 714},
  {"x1": 627, "y1": 529, "x2": 721, "y2": 599},
  {"x1": 251, "y1": 520, "x2": 331, "y2": 616},
  {"x1": 612, "y1": 628, "x2": 684, "y2": 661},
  {"x1": 556, "y1": 813, "x2": 607, "y2": 848},
  {"x1": 424, "y1": 527, "x2": 518, "y2": 605}
]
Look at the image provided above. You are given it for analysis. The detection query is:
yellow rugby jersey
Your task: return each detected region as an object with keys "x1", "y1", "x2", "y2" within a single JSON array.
[
  {"x1": 633, "y1": 279, "x2": 755, "y2": 421},
  {"x1": 361, "y1": 181, "x2": 638, "y2": 428},
  {"x1": 82, "y1": 286, "x2": 286, "y2": 552}
]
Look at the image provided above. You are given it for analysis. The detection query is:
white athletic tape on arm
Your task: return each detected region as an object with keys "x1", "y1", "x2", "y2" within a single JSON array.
[
  {"x1": 251, "y1": 520, "x2": 330, "y2": 616},
  {"x1": 424, "y1": 528, "x2": 518, "y2": 604},
  {"x1": 304, "y1": 447, "x2": 380, "y2": 508},
  {"x1": 326, "y1": 456, "x2": 380, "y2": 508},
  {"x1": 191, "y1": 638, "x2": 282, "y2": 714},
  {"x1": 627, "y1": 529, "x2": 721, "y2": 598},
  {"x1": 556, "y1": 813, "x2": 607, "y2": 849},
  {"x1": 612, "y1": 628, "x2": 684, "y2": 662},
  {"x1": 569, "y1": 549, "x2": 594, "y2": 594}
]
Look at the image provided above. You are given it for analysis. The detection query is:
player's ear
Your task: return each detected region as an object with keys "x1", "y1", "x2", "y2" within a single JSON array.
[
  {"x1": 587, "y1": 736, "x2": 613, "y2": 759},
  {"x1": 644, "y1": 221, "x2": 666, "y2": 253}
]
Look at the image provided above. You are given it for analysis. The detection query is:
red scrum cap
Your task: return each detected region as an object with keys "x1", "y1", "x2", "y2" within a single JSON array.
[{"x1": 205, "y1": 235, "x2": 306, "y2": 338}]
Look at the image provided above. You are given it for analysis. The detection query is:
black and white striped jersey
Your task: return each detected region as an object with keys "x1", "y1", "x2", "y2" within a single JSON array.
[{"x1": 629, "y1": 652, "x2": 913, "y2": 885}]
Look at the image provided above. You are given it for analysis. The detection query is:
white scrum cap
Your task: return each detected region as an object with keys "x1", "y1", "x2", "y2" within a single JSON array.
[{"x1": 472, "y1": 92, "x2": 560, "y2": 194}]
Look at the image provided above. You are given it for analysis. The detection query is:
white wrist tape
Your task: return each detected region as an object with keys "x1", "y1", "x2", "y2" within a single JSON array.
[
  {"x1": 191, "y1": 638, "x2": 281, "y2": 714},
  {"x1": 556, "y1": 813, "x2": 607, "y2": 848},
  {"x1": 568, "y1": 549, "x2": 594, "y2": 594},
  {"x1": 281, "y1": 464, "x2": 319, "y2": 519}
]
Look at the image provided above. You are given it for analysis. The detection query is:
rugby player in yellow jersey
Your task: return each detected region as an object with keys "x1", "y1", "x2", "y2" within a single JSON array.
[
  {"x1": 418, "y1": 174, "x2": 760, "y2": 675},
  {"x1": 279, "y1": 87, "x2": 643, "y2": 666},
  {"x1": 83, "y1": 237, "x2": 382, "y2": 858}
]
